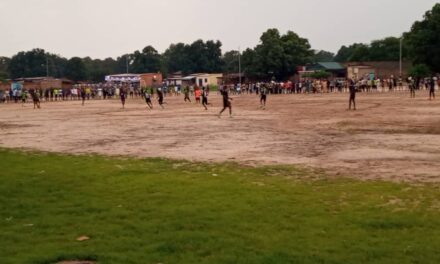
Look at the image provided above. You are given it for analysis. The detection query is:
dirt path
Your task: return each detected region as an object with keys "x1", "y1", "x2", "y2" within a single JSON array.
[{"x1": 1, "y1": 91, "x2": 440, "y2": 182}]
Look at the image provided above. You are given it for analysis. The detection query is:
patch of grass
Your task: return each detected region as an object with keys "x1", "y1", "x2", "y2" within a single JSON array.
[{"x1": 0, "y1": 149, "x2": 440, "y2": 264}]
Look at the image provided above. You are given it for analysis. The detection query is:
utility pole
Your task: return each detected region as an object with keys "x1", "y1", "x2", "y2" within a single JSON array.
[
  {"x1": 238, "y1": 46, "x2": 241, "y2": 84},
  {"x1": 399, "y1": 36, "x2": 403, "y2": 77},
  {"x1": 126, "y1": 55, "x2": 129, "y2": 74},
  {"x1": 46, "y1": 56, "x2": 49, "y2": 77}
]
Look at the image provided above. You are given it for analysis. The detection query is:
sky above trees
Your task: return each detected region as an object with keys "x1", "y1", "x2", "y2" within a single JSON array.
[{"x1": 0, "y1": 0, "x2": 438, "y2": 59}]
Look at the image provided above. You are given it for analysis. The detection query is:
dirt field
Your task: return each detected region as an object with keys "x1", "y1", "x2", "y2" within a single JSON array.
[{"x1": 1, "y1": 91, "x2": 440, "y2": 182}]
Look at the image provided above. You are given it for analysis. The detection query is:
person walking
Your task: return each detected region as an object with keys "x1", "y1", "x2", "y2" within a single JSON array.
[{"x1": 183, "y1": 86, "x2": 191, "y2": 103}]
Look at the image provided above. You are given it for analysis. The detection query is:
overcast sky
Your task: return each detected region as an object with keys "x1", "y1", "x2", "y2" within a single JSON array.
[{"x1": 0, "y1": 0, "x2": 437, "y2": 59}]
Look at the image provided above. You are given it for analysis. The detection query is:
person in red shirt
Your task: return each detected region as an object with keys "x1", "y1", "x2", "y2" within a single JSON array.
[{"x1": 195, "y1": 87, "x2": 202, "y2": 104}]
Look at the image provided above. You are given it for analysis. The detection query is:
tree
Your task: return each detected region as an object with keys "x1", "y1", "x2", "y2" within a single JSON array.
[
  {"x1": 369, "y1": 37, "x2": 403, "y2": 61},
  {"x1": 280, "y1": 30, "x2": 313, "y2": 78},
  {"x1": 303, "y1": 70, "x2": 331, "y2": 79},
  {"x1": 244, "y1": 29, "x2": 313, "y2": 80},
  {"x1": 65, "y1": 57, "x2": 87, "y2": 82},
  {"x1": 222, "y1": 50, "x2": 240, "y2": 73},
  {"x1": 205, "y1": 40, "x2": 224, "y2": 72},
  {"x1": 130, "y1": 46, "x2": 162, "y2": 74},
  {"x1": 0, "y1": 57, "x2": 10, "y2": 79},
  {"x1": 312, "y1": 50, "x2": 335, "y2": 62},
  {"x1": 241, "y1": 48, "x2": 259, "y2": 78},
  {"x1": 9, "y1": 49, "x2": 48, "y2": 78},
  {"x1": 405, "y1": 3, "x2": 440, "y2": 72},
  {"x1": 163, "y1": 43, "x2": 192, "y2": 74},
  {"x1": 408, "y1": 64, "x2": 431, "y2": 78}
]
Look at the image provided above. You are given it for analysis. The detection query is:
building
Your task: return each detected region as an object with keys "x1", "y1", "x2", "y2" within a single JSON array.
[
  {"x1": 166, "y1": 72, "x2": 184, "y2": 86},
  {"x1": 301, "y1": 62, "x2": 347, "y2": 78},
  {"x1": 344, "y1": 61, "x2": 412, "y2": 79},
  {"x1": 13, "y1": 77, "x2": 73, "y2": 90},
  {"x1": 105, "y1": 73, "x2": 163, "y2": 88},
  {"x1": 140, "y1": 73, "x2": 163, "y2": 88},
  {"x1": 182, "y1": 73, "x2": 222, "y2": 87},
  {"x1": 0, "y1": 80, "x2": 12, "y2": 91}
]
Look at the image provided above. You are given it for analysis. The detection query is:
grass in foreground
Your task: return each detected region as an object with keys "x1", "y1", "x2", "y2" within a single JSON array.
[{"x1": 0, "y1": 149, "x2": 440, "y2": 264}]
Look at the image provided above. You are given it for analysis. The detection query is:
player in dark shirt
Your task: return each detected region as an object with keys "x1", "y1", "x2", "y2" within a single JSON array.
[
  {"x1": 202, "y1": 87, "x2": 209, "y2": 110},
  {"x1": 157, "y1": 88, "x2": 165, "y2": 109},
  {"x1": 218, "y1": 86, "x2": 232, "y2": 118},
  {"x1": 429, "y1": 77, "x2": 436, "y2": 100},
  {"x1": 260, "y1": 85, "x2": 268, "y2": 109},
  {"x1": 348, "y1": 79, "x2": 357, "y2": 111}
]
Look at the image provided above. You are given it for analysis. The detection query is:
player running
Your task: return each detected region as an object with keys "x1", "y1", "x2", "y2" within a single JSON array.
[
  {"x1": 144, "y1": 88, "x2": 153, "y2": 109},
  {"x1": 157, "y1": 87, "x2": 165, "y2": 109},
  {"x1": 202, "y1": 87, "x2": 209, "y2": 110},
  {"x1": 218, "y1": 86, "x2": 233, "y2": 118},
  {"x1": 183, "y1": 86, "x2": 191, "y2": 103}
]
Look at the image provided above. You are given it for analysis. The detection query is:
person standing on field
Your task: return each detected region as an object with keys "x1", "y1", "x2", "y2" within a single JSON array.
[
  {"x1": 348, "y1": 79, "x2": 357, "y2": 110},
  {"x1": 202, "y1": 87, "x2": 209, "y2": 110},
  {"x1": 120, "y1": 87, "x2": 126, "y2": 109},
  {"x1": 80, "y1": 87, "x2": 86, "y2": 106},
  {"x1": 429, "y1": 77, "x2": 436, "y2": 100},
  {"x1": 31, "y1": 90, "x2": 41, "y2": 109},
  {"x1": 157, "y1": 87, "x2": 165, "y2": 109},
  {"x1": 260, "y1": 84, "x2": 268, "y2": 109}
]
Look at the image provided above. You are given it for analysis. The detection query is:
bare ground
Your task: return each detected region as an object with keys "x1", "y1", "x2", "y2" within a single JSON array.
[{"x1": 1, "y1": 91, "x2": 440, "y2": 182}]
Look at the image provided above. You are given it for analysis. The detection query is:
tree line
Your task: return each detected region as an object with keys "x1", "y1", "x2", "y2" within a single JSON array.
[{"x1": 1, "y1": 3, "x2": 439, "y2": 83}]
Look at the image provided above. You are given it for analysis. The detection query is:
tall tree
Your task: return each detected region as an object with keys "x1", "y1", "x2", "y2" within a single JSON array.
[
  {"x1": 312, "y1": 50, "x2": 335, "y2": 62},
  {"x1": 405, "y1": 3, "x2": 440, "y2": 72},
  {"x1": 243, "y1": 29, "x2": 312, "y2": 80},
  {"x1": 163, "y1": 43, "x2": 193, "y2": 75},
  {"x1": 9, "y1": 49, "x2": 48, "y2": 78},
  {"x1": 222, "y1": 50, "x2": 240, "y2": 73},
  {"x1": 131, "y1": 46, "x2": 162, "y2": 74},
  {"x1": 0, "y1": 57, "x2": 10, "y2": 79},
  {"x1": 65, "y1": 57, "x2": 87, "y2": 82},
  {"x1": 369, "y1": 37, "x2": 402, "y2": 61},
  {"x1": 280, "y1": 30, "x2": 313, "y2": 78}
]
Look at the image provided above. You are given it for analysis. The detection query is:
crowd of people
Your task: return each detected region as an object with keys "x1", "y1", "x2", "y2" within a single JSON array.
[{"x1": 0, "y1": 75, "x2": 438, "y2": 113}]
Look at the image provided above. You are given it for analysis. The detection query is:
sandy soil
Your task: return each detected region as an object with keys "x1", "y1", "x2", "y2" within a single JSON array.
[{"x1": 1, "y1": 91, "x2": 440, "y2": 182}]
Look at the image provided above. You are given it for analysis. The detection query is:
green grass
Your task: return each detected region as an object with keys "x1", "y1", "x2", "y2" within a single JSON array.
[{"x1": 1, "y1": 149, "x2": 440, "y2": 264}]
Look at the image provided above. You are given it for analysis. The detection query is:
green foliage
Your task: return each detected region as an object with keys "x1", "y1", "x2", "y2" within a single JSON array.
[
  {"x1": 243, "y1": 29, "x2": 313, "y2": 80},
  {"x1": 130, "y1": 46, "x2": 162, "y2": 74},
  {"x1": 303, "y1": 70, "x2": 331, "y2": 79},
  {"x1": 1, "y1": 149, "x2": 440, "y2": 263},
  {"x1": 312, "y1": 50, "x2": 335, "y2": 62},
  {"x1": 0, "y1": 72, "x2": 8, "y2": 83},
  {"x1": 405, "y1": 3, "x2": 440, "y2": 72},
  {"x1": 334, "y1": 38, "x2": 407, "y2": 62},
  {"x1": 408, "y1": 64, "x2": 431, "y2": 78},
  {"x1": 222, "y1": 50, "x2": 240, "y2": 73},
  {"x1": 0, "y1": 57, "x2": 10, "y2": 80},
  {"x1": 9, "y1": 49, "x2": 49, "y2": 79},
  {"x1": 65, "y1": 57, "x2": 87, "y2": 82},
  {"x1": 163, "y1": 40, "x2": 224, "y2": 75}
]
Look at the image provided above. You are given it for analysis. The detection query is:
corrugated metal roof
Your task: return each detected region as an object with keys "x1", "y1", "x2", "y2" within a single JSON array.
[{"x1": 316, "y1": 62, "x2": 345, "y2": 70}]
